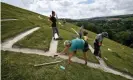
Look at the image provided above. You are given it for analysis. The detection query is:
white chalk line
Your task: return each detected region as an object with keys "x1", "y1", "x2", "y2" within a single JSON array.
[{"x1": 1, "y1": 27, "x2": 133, "y2": 80}]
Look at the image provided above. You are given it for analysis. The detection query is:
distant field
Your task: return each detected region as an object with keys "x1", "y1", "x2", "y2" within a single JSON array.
[{"x1": 122, "y1": 17, "x2": 133, "y2": 21}]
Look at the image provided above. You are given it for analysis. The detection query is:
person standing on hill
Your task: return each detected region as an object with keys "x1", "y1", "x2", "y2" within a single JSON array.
[
  {"x1": 49, "y1": 11, "x2": 59, "y2": 40},
  {"x1": 94, "y1": 32, "x2": 108, "y2": 57}
]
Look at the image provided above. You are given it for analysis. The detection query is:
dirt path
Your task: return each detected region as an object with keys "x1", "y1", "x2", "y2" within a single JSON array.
[
  {"x1": 2, "y1": 27, "x2": 40, "y2": 49},
  {"x1": 1, "y1": 27, "x2": 133, "y2": 80},
  {"x1": 1, "y1": 19, "x2": 18, "y2": 21},
  {"x1": 48, "y1": 38, "x2": 58, "y2": 56}
]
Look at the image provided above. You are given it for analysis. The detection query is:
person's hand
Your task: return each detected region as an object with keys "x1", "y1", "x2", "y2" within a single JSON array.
[
  {"x1": 59, "y1": 52, "x2": 67, "y2": 55},
  {"x1": 58, "y1": 52, "x2": 63, "y2": 55},
  {"x1": 99, "y1": 43, "x2": 102, "y2": 46},
  {"x1": 54, "y1": 54, "x2": 58, "y2": 57}
]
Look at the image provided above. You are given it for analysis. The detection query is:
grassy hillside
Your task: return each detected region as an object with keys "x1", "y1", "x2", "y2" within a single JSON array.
[
  {"x1": 1, "y1": 2, "x2": 98, "y2": 62},
  {"x1": 1, "y1": 2, "x2": 47, "y2": 19},
  {"x1": 1, "y1": 2, "x2": 52, "y2": 50},
  {"x1": 68, "y1": 15, "x2": 133, "y2": 48},
  {"x1": 1, "y1": 51, "x2": 129, "y2": 80},
  {"x1": 1, "y1": 2, "x2": 133, "y2": 80}
]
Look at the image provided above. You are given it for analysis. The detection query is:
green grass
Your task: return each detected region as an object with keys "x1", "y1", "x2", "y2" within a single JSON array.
[
  {"x1": 100, "y1": 39, "x2": 133, "y2": 76},
  {"x1": 58, "y1": 22, "x2": 80, "y2": 33},
  {"x1": 14, "y1": 26, "x2": 52, "y2": 51},
  {"x1": 1, "y1": 20, "x2": 35, "y2": 41},
  {"x1": 1, "y1": 2, "x2": 51, "y2": 41},
  {"x1": 1, "y1": 2, "x2": 51, "y2": 50},
  {"x1": 85, "y1": 30, "x2": 133, "y2": 76},
  {"x1": 1, "y1": 51, "x2": 129, "y2": 80},
  {"x1": 1, "y1": 1, "x2": 133, "y2": 77}
]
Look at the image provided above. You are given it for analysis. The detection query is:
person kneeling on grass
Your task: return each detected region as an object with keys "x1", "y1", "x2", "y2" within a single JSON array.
[
  {"x1": 94, "y1": 32, "x2": 108, "y2": 57},
  {"x1": 61, "y1": 38, "x2": 88, "y2": 65}
]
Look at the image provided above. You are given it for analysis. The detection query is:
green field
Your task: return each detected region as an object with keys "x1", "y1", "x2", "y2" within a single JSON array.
[
  {"x1": 1, "y1": 20, "x2": 35, "y2": 41},
  {"x1": 1, "y1": 2, "x2": 133, "y2": 80},
  {"x1": 1, "y1": 51, "x2": 129, "y2": 80},
  {"x1": 14, "y1": 26, "x2": 52, "y2": 51}
]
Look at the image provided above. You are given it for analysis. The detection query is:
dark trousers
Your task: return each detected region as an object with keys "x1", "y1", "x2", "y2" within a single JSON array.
[
  {"x1": 94, "y1": 42, "x2": 101, "y2": 57},
  {"x1": 52, "y1": 27, "x2": 59, "y2": 37},
  {"x1": 83, "y1": 41, "x2": 89, "y2": 52},
  {"x1": 78, "y1": 32, "x2": 82, "y2": 38}
]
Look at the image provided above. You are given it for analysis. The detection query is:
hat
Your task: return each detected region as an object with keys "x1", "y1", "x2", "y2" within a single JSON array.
[
  {"x1": 64, "y1": 40, "x2": 71, "y2": 46},
  {"x1": 102, "y1": 32, "x2": 108, "y2": 37}
]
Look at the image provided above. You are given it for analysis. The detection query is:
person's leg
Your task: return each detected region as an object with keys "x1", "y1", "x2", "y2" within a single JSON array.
[
  {"x1": 68, "y1": 51, "x2": 76, "y2": 64},
  {"x1": 83, "y1": 52, "x2": 87, "y2": 65},
  {"x1": 52, "y1": 27, "x2": 55, "y2": 37},
  {"x1": 98, "y1": 46, "x2": 101, "y2": 57},
  {"x1": 94, "y1": 43, "x2": 98, "y2": 56},
  {"x1": 83, "y1": 44, "x2": 88, "y2": 65},
  {"x1": 82, "y1": 41, "x2": 88, "y2": 65},
  {"x1": 94, "y1": 42, "x2": 100, "y2": 56},
  {"x1": 55, "y1": 27, "x2": 59, "y2": 36}
]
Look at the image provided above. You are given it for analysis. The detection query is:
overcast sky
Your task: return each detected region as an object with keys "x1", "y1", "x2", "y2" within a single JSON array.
[{"x1": 1, "y1": 0, "x2": 133, "y2": 19}]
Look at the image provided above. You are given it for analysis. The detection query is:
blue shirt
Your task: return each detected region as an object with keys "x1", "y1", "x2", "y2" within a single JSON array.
[{"x1": 69, "y1": 38, "x2": 85, "y2": 52}]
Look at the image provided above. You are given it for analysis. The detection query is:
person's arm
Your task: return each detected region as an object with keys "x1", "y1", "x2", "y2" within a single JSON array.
[
  {"x1": 60, "y1": 46, "x2": 69, "y2": 54},
  {"x1": 49, "y1": 15, "x2": 52, "y2": 21},
  {"x1": 99, "y1": 42, "x2": 102, "y2": 46},
  {"x1": 48, "y1": 15, "x2": 53, "y2": 27},
  {"x1": 56, "y1": 14, "x2": 58, "y2": 20},
  {"x1": 98, "y1": 36, "x2": 103, "y2": 46},
  {"x1": 84, "y1": 36, "x2": 88, "y2": 41}
]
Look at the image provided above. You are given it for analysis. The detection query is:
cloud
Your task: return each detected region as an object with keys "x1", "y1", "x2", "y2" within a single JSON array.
[{"x1": 1, "y1": 0, "x2": 133, "y2": 19}]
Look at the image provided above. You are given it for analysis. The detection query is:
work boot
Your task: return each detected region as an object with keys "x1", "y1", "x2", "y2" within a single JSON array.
[
  {"x1": 98, "y1": 52, "x2": 101, "y2": 58},
  {"x1": 85, "y1": 61, "x2": 87, "y2": 65}
]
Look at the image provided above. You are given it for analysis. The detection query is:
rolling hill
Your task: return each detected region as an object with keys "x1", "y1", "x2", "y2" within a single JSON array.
[{"x1": 1, "y1": 2, "x2": 133, "y2": 80}]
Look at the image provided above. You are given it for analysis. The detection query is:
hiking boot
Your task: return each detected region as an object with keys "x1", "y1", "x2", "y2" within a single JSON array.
[
  {"x1": 85, "y1": 61, "x2": 87, "y2": 65},
  {"x1": 98, "y1": 53, "x2": 101, "y2": 58},
  {"x1": 94, "y1": 53, "x2": 98, "y2": 56}
]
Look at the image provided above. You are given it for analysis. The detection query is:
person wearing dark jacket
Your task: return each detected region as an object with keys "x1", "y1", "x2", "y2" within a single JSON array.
[
  {"x1": 49, "y1": 11, "x2": 59, "y2": 39},
  {"x1": 94, "y1": 32, "x2": 108, "y2": 57}
]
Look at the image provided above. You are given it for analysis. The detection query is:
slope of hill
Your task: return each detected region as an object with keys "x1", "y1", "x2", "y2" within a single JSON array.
[
  {"x1": 1, "y1": 2, "x2": 133, "y2": 80},
  {"x1": 2, "y1": 51, "x2": 129, "y2": 80},
  {"x1": 65, "y1": 14, "x2": 133, "y2": 48}
]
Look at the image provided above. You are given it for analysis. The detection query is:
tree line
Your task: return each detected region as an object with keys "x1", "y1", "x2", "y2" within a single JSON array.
[{"x1": 64, "y1": 18, "x2": 133, "y2": 48}]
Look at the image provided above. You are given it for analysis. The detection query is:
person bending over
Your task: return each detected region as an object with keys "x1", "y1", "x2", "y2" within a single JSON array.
[
  {"x1": 61, "y1": 38, "x2": 88, "y2": 65},
  {"x1": 94, "y1": 32, "x2": 108, "y2": 57}
]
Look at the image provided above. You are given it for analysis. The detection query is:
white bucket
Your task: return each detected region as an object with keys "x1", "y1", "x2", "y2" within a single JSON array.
[{"x1": 54, "y1": 33, "x2": 59, "y2": 39}]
